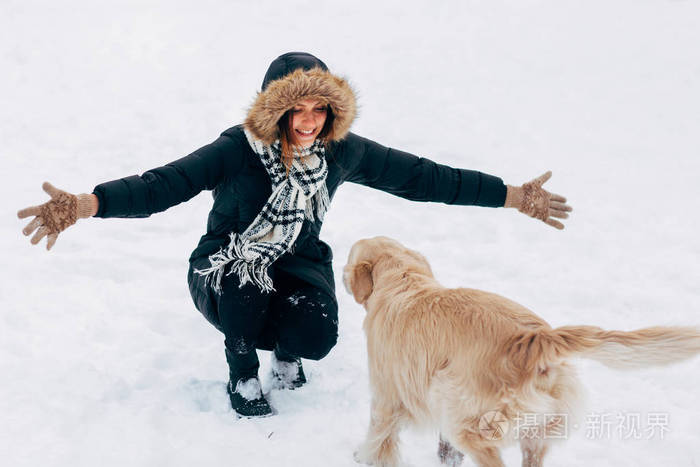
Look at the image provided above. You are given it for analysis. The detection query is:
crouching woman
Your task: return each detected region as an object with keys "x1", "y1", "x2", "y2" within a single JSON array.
[{"x1": 17, "y1": 52, "x2": 571, "y2": 418}]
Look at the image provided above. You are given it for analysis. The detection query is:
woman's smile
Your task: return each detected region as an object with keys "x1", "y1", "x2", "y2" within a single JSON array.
[{"x1": 292, "y1": 98, "x2": 327, "y2": 148}]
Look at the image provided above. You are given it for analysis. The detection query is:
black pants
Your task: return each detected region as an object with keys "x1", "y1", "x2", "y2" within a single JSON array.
[{"x1": 188, "y1": 258, "x2": 339, "y2": 366}]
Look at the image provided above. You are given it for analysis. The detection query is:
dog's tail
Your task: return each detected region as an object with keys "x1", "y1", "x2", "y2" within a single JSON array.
[{"x1": 508, "y1": 325, "x2": 700, "y2": 372}]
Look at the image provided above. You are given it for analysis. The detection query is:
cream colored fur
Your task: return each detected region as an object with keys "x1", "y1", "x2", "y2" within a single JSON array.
[{"x1": 343, "y1": 236, "x2": 700, "y2": 467}]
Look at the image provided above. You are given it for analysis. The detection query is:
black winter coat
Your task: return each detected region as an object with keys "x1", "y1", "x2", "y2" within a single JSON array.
[{"x1": 92, "y1": 125, "x2": 507, "y2": 298}]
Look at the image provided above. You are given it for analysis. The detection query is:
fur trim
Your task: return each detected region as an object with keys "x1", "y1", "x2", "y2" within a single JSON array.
[{"x1": 244, "y1": 67, "x2": 357, "y2": 145}]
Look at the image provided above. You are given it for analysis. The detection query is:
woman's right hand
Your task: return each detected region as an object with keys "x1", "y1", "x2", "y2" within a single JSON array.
[{"x1": 17, "y1": 182, "x2": 98, "y2": 250}]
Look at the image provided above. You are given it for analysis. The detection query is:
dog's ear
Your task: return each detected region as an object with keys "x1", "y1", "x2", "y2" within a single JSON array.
[{"x1": 350, "y1": 261, "x2": 374, "y2": 304}]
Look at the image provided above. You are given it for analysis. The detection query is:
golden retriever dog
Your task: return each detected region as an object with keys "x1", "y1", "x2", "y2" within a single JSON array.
[{"x1": 342, "y1": 236, "x2": 700, "y2": 467}]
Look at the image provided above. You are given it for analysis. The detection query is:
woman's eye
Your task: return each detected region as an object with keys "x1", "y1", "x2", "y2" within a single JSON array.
[
  {"x1": 314, "y1": 107, "x2": 327, "y2": 112},
  {"x1": 292, "y1": 108, "x2": 302, "y2": 113}
]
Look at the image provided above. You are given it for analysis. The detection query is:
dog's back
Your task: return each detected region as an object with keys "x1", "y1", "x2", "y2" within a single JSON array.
[
  {"x1": 345, "y1": 236, "x2": 700, "y2": 467},
  {"x1": 364, "y1": 277, "x2": 576, "y2": 426}
]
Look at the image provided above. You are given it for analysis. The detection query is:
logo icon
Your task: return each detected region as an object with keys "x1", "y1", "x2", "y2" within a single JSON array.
[{"x1": 479, "y1": 410, "x2": 509, "y2": 441}]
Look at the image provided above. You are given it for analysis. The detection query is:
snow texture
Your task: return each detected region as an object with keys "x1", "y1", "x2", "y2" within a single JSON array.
[
  {"x1": 287, "y1": 294, "x2": 306, "y2": 307},
  {"x1": 235, "y1": 378, "x2": 264, "y2": 402},
  {"x1": 2, "y1": 1, "x2": 699, "y2": 466},
  {"x1": 270, "y1": 352, "x2": 300, "y2": 388}
]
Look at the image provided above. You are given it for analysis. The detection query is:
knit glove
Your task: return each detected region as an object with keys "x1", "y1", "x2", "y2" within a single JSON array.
[
  {"x1": 17, "y1": 182, "x2": 97, "y2": 250},
  {"x1": 505, "y1": 171, "x2": 572, "y2": 230}
]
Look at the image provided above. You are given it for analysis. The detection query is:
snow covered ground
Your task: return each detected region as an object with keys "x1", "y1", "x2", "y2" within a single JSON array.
[{"x1": 2, "y1": 1, "x2": 699, "y2": 465}]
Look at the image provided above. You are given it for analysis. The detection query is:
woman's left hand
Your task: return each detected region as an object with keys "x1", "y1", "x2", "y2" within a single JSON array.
[{"x1": 505, "y1": 171, "x2": 572, "y2": 230}]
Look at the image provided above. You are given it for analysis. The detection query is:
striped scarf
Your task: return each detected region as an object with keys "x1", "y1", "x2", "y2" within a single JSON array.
[{"x1": 194, "y1": 129, "x2": 330, "y2": 294}]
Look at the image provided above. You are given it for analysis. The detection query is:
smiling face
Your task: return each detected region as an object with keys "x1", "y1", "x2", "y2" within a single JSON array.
[{"x1": 291, "y1": 99, "x2": 328, "y2": 148}]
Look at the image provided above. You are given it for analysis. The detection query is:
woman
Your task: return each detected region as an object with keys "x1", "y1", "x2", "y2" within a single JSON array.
[{"x1": 17, "y1": 52, "x2": 572, "y2": 418}]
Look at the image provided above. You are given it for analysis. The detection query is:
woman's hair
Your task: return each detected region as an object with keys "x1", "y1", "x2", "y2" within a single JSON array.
[{"x1": 277, "y1": 105, "x2": 335, "y2": 173}]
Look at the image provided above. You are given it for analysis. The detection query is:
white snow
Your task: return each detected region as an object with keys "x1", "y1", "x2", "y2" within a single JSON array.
[
  {"x1": 2, "y1": 1, "x2": 699, "y2": 466},
  {"x1": 286, "y1": 294, "x2": 306, "y2": 307},
  {"x1": 235, "y1": 378, "x2": 263, "y2": 402},
  {"x1": 270, "y1": 353, "x2": 300, "y2": 388}
]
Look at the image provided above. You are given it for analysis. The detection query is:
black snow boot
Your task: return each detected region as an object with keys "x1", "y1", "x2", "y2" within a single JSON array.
[
  {"x1": 225, "y1": 346, "x2": 273, "y2": 418},
  {"x1": 271, "y1": 345, "x2": 307, "y2": 390}
]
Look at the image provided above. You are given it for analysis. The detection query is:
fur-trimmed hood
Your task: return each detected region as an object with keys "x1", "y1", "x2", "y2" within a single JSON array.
[{"x1": 244, "y1": 52, "x2": 357, "y2": 145}]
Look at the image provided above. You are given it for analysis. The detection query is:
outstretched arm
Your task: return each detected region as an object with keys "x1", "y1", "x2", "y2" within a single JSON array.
[
  {"x1": 341, "y1": 134, "x2": 572, "y2": 229},
  {"x1": 17, "y1": 127, "x2": 247, "y2": 250},
  {"x1": 341, "y1": 133, "x2": 506, "y2": 207},
  {"x1": 92, "y1": 131, "x2": 245, "y2": 218}
]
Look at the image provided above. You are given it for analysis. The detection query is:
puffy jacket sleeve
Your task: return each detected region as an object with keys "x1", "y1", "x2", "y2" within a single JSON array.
[
  {"x1": 92, "y1": 129, "x2": 246, "y2": 218},
  {"x1": 341, "y1": 133, "x2": 507, "y2": 207}
]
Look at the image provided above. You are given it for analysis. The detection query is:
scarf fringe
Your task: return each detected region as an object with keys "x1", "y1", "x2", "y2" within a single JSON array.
[
  {"x1": 305, "y1": 183, "x2": 330, "y2": 222},
  {"x1": 193, "y1": 232, "x2": 275, "y2": 294}
]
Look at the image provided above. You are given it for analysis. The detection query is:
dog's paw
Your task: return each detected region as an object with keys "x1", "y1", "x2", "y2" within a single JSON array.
[{"x1": 354, "y1": 448, "x2": 405, "y2": 467}]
